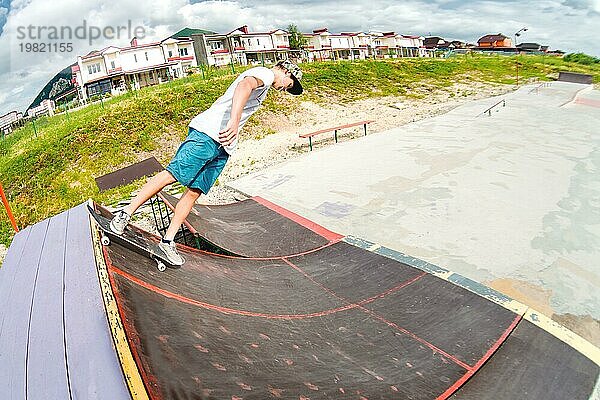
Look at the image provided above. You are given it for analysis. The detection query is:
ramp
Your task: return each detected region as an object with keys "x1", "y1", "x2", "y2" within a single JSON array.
[
  {"x1": 0, "y1": 204, "x2": 130, "y2": 399},
  {"x1": 1, "y1": 200, "x2": 599, "y2": 399},
  {"x1": 158, "y1": 191, "x2": 343, "y2": 257},
  {"x1": 558, "y1": 71, "x2": 593, "y2": 84}
]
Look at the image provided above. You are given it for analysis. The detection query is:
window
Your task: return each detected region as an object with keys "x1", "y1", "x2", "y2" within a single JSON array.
[
  {"x1": 145, "y1": 52, "x2": 148, "y2": 61},
  {"x1": 257, "y1": 39, "x2": 260, "y2": 45},
  {"x1": 168, "y1": 50, "x2": 173, "y2": 58},
  {"x1": 179, "y1": 47, "x2": 188, "y2": 56},
  {"x1": 209, "y1": 41, "x2": 223, "y2": 50},
  {"x1": 111, "y1": 61, "x2": 115, "y2": 69},
  {"x1": 88, "y1": 65, "x2": 93, "y2": 74},
  {"x1": 134, "y1": 54, "x2": 137, "y2": 62}
]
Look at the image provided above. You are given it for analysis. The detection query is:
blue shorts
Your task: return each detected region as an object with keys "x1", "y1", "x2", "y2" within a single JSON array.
[{"x1": 166, "y1": 128, "x2": 229, "y2": 193}]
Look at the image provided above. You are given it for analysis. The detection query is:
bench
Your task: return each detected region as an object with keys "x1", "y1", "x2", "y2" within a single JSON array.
[{"x1": 299, "y1": 120, "x2": 374, "y2": 151}]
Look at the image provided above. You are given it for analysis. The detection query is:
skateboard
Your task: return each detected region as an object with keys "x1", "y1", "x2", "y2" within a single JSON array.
[{"x1": 87, "y1": 201, "x2": 182, "y2": 272}]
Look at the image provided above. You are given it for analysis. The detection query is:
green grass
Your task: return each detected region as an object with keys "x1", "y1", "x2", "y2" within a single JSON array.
[{"x1": 1, "y1": 54, "x2": 599, "y2": 247}]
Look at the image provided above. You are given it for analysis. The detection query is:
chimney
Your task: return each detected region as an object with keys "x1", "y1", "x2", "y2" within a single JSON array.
[
  {"x1": 130, "y1": 37, "x2": 138, "y2": 47},
  {"x1": 313, "y1": 27, "x2": 328, "y2": 34},
  {"x1": 239, "y1": 25, "x2": 249, "y2": 34}
]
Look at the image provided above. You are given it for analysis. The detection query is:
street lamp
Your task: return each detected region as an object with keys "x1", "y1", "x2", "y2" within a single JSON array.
[
  {"x1": 514, "y1": 27, "x2": 528, "y2": 49},
  {"x1": 514, "y1": 27, "x2": 527, "y2": 86}
]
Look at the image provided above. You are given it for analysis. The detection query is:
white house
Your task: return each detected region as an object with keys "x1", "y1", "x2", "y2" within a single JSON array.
[
  {"x1": 329, "y1": 33, "x2": 353, "y2": 60},
  {"x1": 27, "y1": 99, "x2": 55, "y2": 118},
  {"x1": 397, "y1": 35, "x2": 426, "y2": 57},
  {"x1": 0, "y1": 110, "x2": 23, "y2": 135},
  {"x1": 188, "y1": 26, "x2": 291, "y2": 67},
  {"x1": 303, "y1": 28, "x2": 333, "y2": 61},
  {"x1": 239, "y1": 27, "x2": 291, "y2": 65},
  {"x1": 74, "y1": 37, "x2": 198, "y2": 100},
  {"x1": 340, "y1": 32, "x2": 371, "y2": 60},
  {"x1": 369, "y1": 31, "x2": 399, "y2": 58}
]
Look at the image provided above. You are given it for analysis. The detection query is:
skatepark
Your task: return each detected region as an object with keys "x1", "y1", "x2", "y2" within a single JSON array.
[{"x1": 1, "y1": 80, "x2": 599, "y2": 399}]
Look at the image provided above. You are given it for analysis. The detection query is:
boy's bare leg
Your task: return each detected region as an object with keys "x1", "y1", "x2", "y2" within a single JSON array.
[
  {"x1": 122, "y1": 170, "x2": 176, "y2": 216},
  {"x1": 163, "y1": 188, "x2": 202, "y2": 241}
]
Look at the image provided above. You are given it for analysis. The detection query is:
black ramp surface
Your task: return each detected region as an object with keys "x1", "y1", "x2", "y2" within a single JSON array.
[
  {"x1": 450, "y1": 319, "x2": 599, "y2": 400},
  {"x1": 111, "y1": 273, "x2": 467, "y2": 399},
  {"x1": 106, "y1": 243, "x2": 345, "y2": 315},
  {"x1": 364, "y1": 275, "x2": 519, "y2": 367},
  {"x1": 159, "y1": 192, "x2": 338, "y2": 257},
  {"x1": 101, "y1": 235, "x2": 528, "y2": 399}
]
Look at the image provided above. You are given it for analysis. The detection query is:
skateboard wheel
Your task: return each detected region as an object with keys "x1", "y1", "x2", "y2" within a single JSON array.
[
  {"x1": 101, "y1": 235, "x2": 110, "y2": 246},
  {"x1": 157, "y1": 261, "x2": 167, "y2": 272}
]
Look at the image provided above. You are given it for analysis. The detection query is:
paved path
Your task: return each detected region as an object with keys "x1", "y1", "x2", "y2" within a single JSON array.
[{"x1": 230, "y1": 82, "x2": 600, "y2": 326}]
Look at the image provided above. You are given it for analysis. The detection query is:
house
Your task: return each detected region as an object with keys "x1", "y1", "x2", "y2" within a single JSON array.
[
  {"x1": 189, "y1": 25, "x2": 291, "y2": 67},
  {"x1": 449, "y1": 40, "x2": 467, "y2": 49},
  {"x1": 397, "y1": 35, "x2": 426, "y2": 57},
  {"x1": 73, "y1": 37, "x2": 198, "y2": 100},
  {"x1": 303, "y1": 28, "x2": 333, "y2": 61},
  {"x1": 329, "y1": 32, "x2": 353, "y2": 60},
  {"x1": 0, "y1": 111, "x2": 24, "y2": 135},
  {"x1": 476, "y1": 33, "x2": 513, "y2": 49},
  {"x1": 424, "y1": 36, "x2": 451, "y2": 49},
  {"x1": 368, "y1": 31, "x2": 396, "y2": 58},
  {"x1": 240, "y1": 27, "x2": 291, "y2": 65},
  {"x1": 516, "y1": 42, "x2": 547, "y2": 53},
  {"x1": 340, "y1": 32, "x2": 370, "y2": 60},
  {"x1": 27, "y1": 99, "x2": 55, "y2": 118}
]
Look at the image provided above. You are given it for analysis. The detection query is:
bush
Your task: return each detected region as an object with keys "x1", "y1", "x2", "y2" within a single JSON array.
[{"x1": 563, "y1": 53, "x2": 600, "y2": 65}]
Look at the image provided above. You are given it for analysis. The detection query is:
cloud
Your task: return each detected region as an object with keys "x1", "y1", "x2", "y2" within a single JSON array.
[
  {"x1": 0, "y1": 5, "x2": 7, "y2": 36},
  {"x1": 0, "y1": 0, "x2": 598, "y2": 116}
]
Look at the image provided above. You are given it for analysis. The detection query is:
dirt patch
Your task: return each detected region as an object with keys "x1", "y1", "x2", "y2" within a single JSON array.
[
  {"x1": 486, "y1": 277, "x2": 599, "y2": 346},
  {"x1": 486, "y1": 278, "x2": 555, "y2": 316},
  {"x1": 552, "y1": 313, "x2": 600, "y2": 348}
]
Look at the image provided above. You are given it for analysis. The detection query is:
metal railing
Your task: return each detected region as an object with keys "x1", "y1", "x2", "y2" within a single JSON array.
[
  {"x1": 479, "y1": 99, "x2": 506, "y2": 117},
  {"x1": 529, "y1": 81, "x2": 552, "y2": 94}
]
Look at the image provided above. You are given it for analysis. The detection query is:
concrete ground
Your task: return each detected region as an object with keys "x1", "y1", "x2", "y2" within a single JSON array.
[{"x1": 229, "y1": 82, "x2": 600, "y2": 345}]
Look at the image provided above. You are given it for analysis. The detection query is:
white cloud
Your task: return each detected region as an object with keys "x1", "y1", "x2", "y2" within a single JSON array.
[{"x1": 0, "y1": 0, "x2": 598, "y2": 116}]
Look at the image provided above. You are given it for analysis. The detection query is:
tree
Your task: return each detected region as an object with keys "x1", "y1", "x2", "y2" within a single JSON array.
[{"x1": 287, "y1": 24, "x2": 307, "y2": 50}]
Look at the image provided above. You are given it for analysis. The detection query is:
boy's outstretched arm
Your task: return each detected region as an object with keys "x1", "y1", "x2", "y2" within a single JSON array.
[{"x1": 219, "y1": 76, "x2": 263, "y2": 146}]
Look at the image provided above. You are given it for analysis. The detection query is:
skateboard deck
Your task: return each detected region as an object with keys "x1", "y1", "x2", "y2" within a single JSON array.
[{"x1": 87, "y1": 201, "x2": 182, "y2": 271}]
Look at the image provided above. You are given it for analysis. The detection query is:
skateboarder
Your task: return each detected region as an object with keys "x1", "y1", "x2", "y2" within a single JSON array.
[{"x1": 109, "y1": 60, "x2": 304, "y2": 265}]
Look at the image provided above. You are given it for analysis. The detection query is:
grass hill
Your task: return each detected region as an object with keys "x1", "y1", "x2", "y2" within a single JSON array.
[{"x1": 1, "y1": 54, "x2": 599, "y2": 247}]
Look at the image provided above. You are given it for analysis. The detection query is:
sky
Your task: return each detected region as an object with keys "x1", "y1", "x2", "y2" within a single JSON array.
[{"x1": 0, "y1": 0, "x2": 599, "y2": 116}]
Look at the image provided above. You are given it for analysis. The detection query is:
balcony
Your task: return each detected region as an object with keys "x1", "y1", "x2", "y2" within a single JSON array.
[
  {"x1": 233, "y1": 46, "x2": 246, "y2": 51},
  {"x1": 211, "y1": 49, "x2": 229, "y2": 54}
]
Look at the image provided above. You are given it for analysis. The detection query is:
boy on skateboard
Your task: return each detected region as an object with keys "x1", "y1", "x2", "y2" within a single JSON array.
[{"x1": 109, "y1": 60, "x2": 304, "y2": 265}]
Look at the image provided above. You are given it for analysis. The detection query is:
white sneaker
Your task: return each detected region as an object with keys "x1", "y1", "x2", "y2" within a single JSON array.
[
  {"x1": 158, "y1": 241, "x2": 185, "y2": 266},
  {"x1": 110, "y1": 210, "x2": 131, "y2": 235}
]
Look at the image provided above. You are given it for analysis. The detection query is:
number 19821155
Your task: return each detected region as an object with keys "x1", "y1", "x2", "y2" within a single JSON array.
[{"x1": 19, "y1": 42, "x2": 73, "y2": 52}]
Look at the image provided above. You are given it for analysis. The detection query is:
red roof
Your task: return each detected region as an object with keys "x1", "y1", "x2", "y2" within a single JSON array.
[{"x1": 478, "y1": 34, "x2": 508, "y2": 43}]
